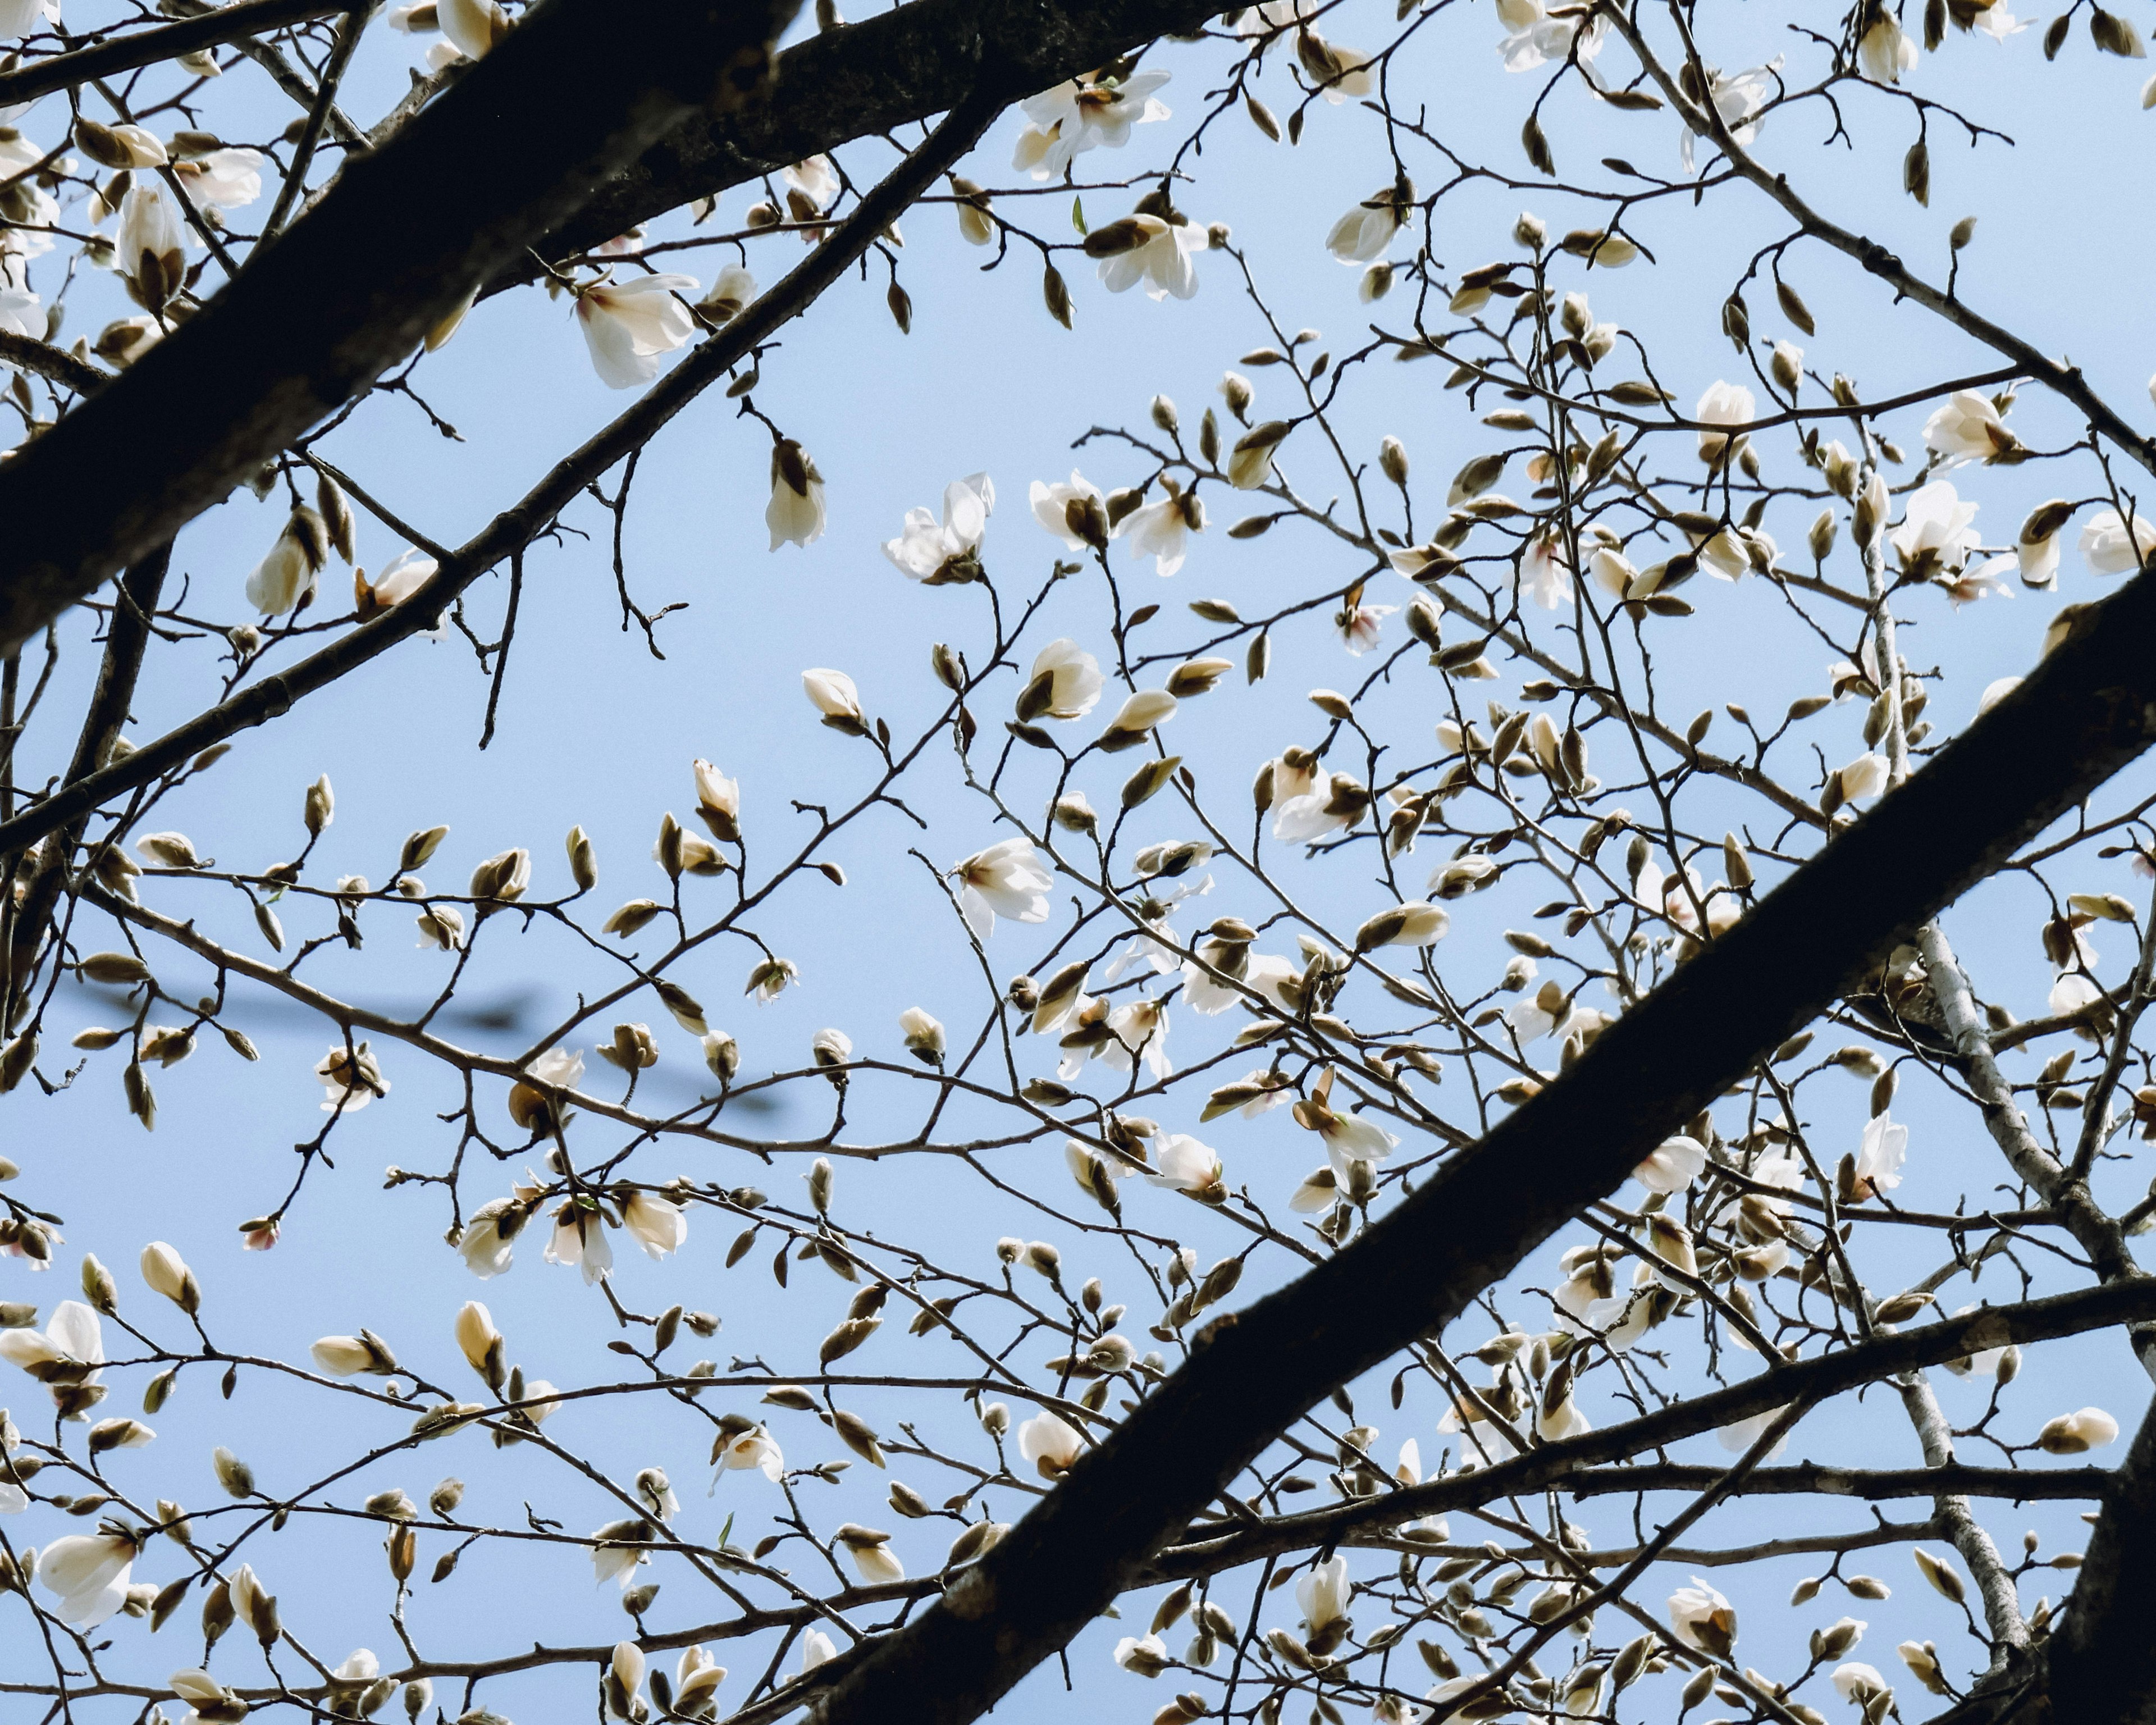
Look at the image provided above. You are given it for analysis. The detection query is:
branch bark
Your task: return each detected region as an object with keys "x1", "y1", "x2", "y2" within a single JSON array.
[
  {"x1": 0, "y1": 0, "x2": 801, "y2": 652},
  {"x1": 801, "y1": 566, "x2": 2156, "y2": 1725},
  {"x1": 0, "y1": 0, "x2": 349, "y2": 109},
  {"x1": 0, "y1": 83, "x2": 1002, "y2": 862},
  {"x1": 504, "y1": 0, "x2": 1226, "y2": 282}
]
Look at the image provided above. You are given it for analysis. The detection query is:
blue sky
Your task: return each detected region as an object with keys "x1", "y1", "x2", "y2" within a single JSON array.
[{"x1": 8, "y1": 0, "x2": 2156, "y2": 1717}]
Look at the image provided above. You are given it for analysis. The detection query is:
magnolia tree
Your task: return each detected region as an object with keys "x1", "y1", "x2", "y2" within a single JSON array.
[{"x1": 9, "y1": 0, "x2": 2156, "y2": 1722}]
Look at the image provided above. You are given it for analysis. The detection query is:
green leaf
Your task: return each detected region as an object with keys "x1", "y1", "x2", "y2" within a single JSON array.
[{"x1": 1071, "y1": 195, "x2": 1087, "y2": 236}]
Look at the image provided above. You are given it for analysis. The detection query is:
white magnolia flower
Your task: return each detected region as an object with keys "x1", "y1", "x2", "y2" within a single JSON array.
[
  {"x1": 1094, "y1": 998, "x2": 1171, "y2": 1081},
  {"x1": 1833, "y1": 1662, "x2": 1889, "y2": 1703},
  {"x1": 0, "y1": 1299, "x2": 104, "y2": 1388},
  {"x1": 591, "y1": 1519, "x2": 651, "y2": 1587},
  {"x1": 898, "y1": 1006, "x2": 946, "y2": 1065},
  {"x1": 247, "y1": 512, "x2": 328, "y2": 617},
  {"x1": 1495, "y1": 0, "x2": 1606, "y2": 70},
  {"x1": 1146, "y1": 1133, "x2": 1223, "y2": 1198},
  {"x1": 1668, "y1": 1577, "x2": 1737, "y2": 1654},
  {"x1": 801, "y1": 1628, "x2": 837, "y2": 1671},
  {"x1": 37, "y1": 1532, "x2": 135, "y2": 1626},
  {"x1": 1297, "y1": 1554, "x2": 1353, "y2": 1630},
  {"x1": 1016, "y1": 1409, "x2": 1086, "y2": 1478},
  {"x1": 1027, "y1": 637, "x2": 1103, "y2": 719},
  {"x1": 1518, "y1": 534, "x2": 1573, "y2": 610},
  {"x1": 716, "y1": 1424, "x2": 785, "y2": 1480},
  {"x1": 1182, "y1": 951, "x2": 1296, "y2": 1016},
  {"x1": 0, "y1": 0, "x2": 59, "y2": 37},
  {"x1": 437, "y1": 0, "x2": 506, "y2": 57},
  {"x1": 1337, "y1": 601, "x2": 1397, "y2": 655},
  {"x1": 545, "y1": 1206, "x2": 614, "y2": 1284},
  {"x1": 884, "y1": 472, "x2": 994, "y2": 583},
  {"x1": 2037, "y1": 1405, "x2": 2120, "y2": 1453},
  {"x1": 767, "y1": 440, "x2": 828, "y2": 550},
  {"x1": 575, "y1": 274, "x2": 698, "y2": 389},
  {"x1": 623, "y1": 1191, "x2": 687, "y2": 1258},
  {"x1": 2080, "y1": 508, "x2": 2156, "y2": 575},
  {"x1": 1849, "y1": 1112, "x2": 1907, "y2": 1201},
  {"x1": 1716, "y1": 1406, "x2": 1793, "y2": 1458},
  {"x1": 802, "y1": 667, "x2": 862, "y2": 727},
  {"x1": 1325, "y1": 184, "x2": 1410, "y2": 263},
  {"x1": 116, "y1": 184, "x2": 185, "y2": 279},
  {"x1": 1030, "y1": 471, "x2": 1107, "y2": 550},
  {"x1": 700, "y1": 263, "x2": 757, "y2": 324},
  {"x1": 1117, "y1": 488, "x2": 1204, "y2": 576},
  {"x1": 1943, "y1": 1303, "x2": 2015, "y2": 1377},
  {"x1": 1634, "y1": 1134, "x2": 1706, "y2": 1193},
  {"x1": 1696, "y1": 380, "x2": 1755, "y2": 467},
  {"x1": 316, "y1": 1041, "x2": 388, "y2": 1112},
  {"x1": 1891, "y1": 480, "x2": 1981, "y2": 577},
  {"x1": 1858, "y1": 8, "x2": 1917, "y2": 81},
  {"x1": 1112, "y1": 1632, "x2": 1170, "y2": 1676},
  {"x1": 1272, "y1": 769, "x2": 1359, "y2": 843},
  {"x1": 1923, "y1": 389, "x2": 2020, "y2": 466},
  {"x1": 457, "y1": 1198, "x2": 520, "y2": 1277},
  {"x1": 174, "y1": 147, "x2": 264, "y2": 210},
  {"x1": 1012, "y1": 70, "x2": 1171, "y2": 180},
  {"x1": 0, "y1": 282, "x2": 38, "y2": 347},
  {"x1": 1098, "y1": 215, "x2": 1207, "y2": 302},
  {"x1": 782, "y1": 155, "x2": 839, "y2": 210},
  {"x1": 674, "y1": 1646, "x2": 728, "y2": 1716},
  {"x1": 952, "y1": 837, "x2": 1053, "y2": 938},
  {"x1": 1837, "y1": 752, "x2": 1891, "y2": 804}
]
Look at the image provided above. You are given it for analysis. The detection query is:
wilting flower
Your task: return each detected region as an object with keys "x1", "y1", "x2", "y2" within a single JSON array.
[
  {"x1": 715, "y1": 1423, "x2": 785, "y2": 1480},
  {"x1": 952, "y1": 838, "x2": 1053, "y2": 938},
  {"x1": 2037, "y1": 1406, "x2": 2120, "y2": 1453},
  {"x1": 317, "y1": 1042, "x2": 388, "y2": 1112},
  {"x1": 884, "y1": 473, "x2": 994, "y2": 583},
  {"x1": 1030, "y1": 471, "x2": 1108, "y2": 551},
  {"x1": 768, "y1": 440, "x2": 827, "y2": 550},
  {"x1": 575, "y1": 273, "x2": 698, "y2": 389},
  {"x1": 2080, "y1": 508, "x2": 2156, "y2": 575},
  {"x1": 1634, "y1": 1134, "x2": 1706, "y2": 1193},
  {"x1": 1016, "y1": 1409, "x2": 1086, "y2": 1478},
  {"x1": 1012, "y1": 69, "x2": 1172, "y2": 179},
  {"x1": 1668, "y1": 1577, "x2": 1737, "y2": 1656},
  {"x1": 37, "y1": 1530, "x2": 138, "y2": 1627}
]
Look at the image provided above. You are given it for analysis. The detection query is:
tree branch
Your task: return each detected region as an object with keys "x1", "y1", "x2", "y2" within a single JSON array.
[
  {"x1": 0, "y1": 0, "x2": 349, "y2": 109},
  {"x1": 803, "y1": 565, "x2": 2156, "y2": 1725},
  {"x1": 0, "y1": 0, "x2": 802, "y2": 651}
]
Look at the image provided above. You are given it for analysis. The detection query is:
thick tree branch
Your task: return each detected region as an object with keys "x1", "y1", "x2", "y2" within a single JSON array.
[
  {"x1": 507, "y1": 0, "x2": 1226, "y2": 280},
  {"x1": 803, "y1": 565, "x2": 2156, "y2": 1725},
  {"x1": 1150, "y1": 1279, "x2": 2156, "y2": 1581},
  {"x1": 0, "y1": 0, "x2": 801, "y2": 651},
  {"x1": 0, "y1": 83, "x2": 1002, "y2": 862},
  {"x1": 0, "y1": 0, "x2": 349, "y2": 109}
]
